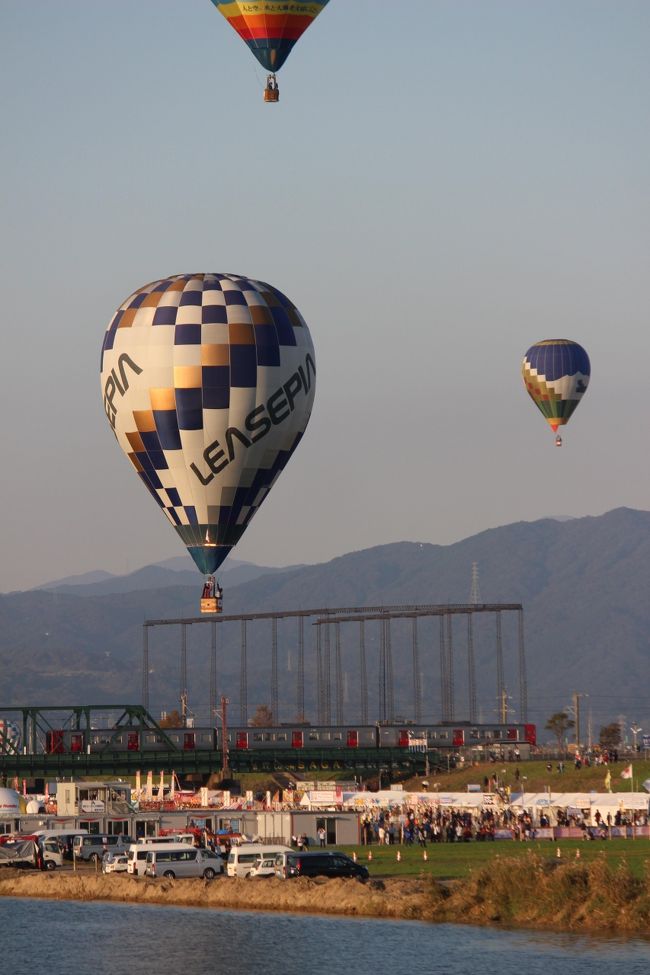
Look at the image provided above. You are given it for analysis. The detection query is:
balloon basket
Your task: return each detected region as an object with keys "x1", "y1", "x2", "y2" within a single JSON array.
[
  {"x1": 200, "y1": 597, "x2": 222, "y2": 615},
  {"x1": 264, "y1": 89, "x2": 279, "y2": 103}
]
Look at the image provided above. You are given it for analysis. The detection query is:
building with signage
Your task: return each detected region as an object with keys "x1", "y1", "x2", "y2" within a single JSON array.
[{"x1": 56, "y1": 781, "x2": 132, "y2": 818}]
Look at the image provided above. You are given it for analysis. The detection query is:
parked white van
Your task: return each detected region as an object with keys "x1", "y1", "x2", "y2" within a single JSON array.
[
  {"x1": 145, "y1": 845, "x2": 224, "y2": 880},
  {"x1": 127, "y1": 836, "x2": 196, "y2": 876},
  {"x1": 226, "y1": 843, "x2": 292, "y2": 878}
]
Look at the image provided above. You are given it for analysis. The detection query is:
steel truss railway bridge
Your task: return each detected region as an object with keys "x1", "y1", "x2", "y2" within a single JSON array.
[
  {"x1": 0, "y1": 704, "x2": 436, "y2": 779},
  {"x1": 1, "y1": 603, "x2": 525, "y2": 779}
]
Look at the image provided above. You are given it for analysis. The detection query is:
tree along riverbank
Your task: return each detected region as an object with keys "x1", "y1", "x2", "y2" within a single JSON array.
[{"x1": 2, "y1": 855, "x2": 650, "y2": 935}]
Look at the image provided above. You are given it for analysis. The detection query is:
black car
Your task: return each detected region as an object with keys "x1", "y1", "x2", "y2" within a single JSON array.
[{"x1": 278, "y1": 851, "x2": 369, "y2": 881}]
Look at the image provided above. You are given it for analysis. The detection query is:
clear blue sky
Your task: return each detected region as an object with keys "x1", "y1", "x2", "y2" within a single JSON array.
[{"x1": 1, "y1": 1, "x2": 649, "y2": 590}]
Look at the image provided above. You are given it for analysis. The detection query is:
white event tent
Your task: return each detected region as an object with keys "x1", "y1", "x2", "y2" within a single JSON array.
[{"x1": 510, "y1": 792, "x2": 650, "y2": 825}]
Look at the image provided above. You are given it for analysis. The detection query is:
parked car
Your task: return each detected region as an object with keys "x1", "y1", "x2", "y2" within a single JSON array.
[
  {"x1": 144, "y1": 845, "x2": 224, "y2": 880},
  {"x1": 73, "y1": 834, "x2": 133, "y2": 863},
  {"x1": 227, "y1": 843, "x2": 292, "y2": 878},
  {"x1": 275, "y1": 851, "x2": 369, "y2": 881},
  {"x1": 248, "y1": 856, "x2": 277, "y2": 879},
  {"x1": 102, "y1": 852, "x2": 129, "y2": 874},
  {"x1": 126, "y1": 837, "x2": 195, "y2": 877}
]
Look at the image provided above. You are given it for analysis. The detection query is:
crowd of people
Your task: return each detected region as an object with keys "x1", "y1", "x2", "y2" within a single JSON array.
[
  {"x1": 358, "y1": 804, "x2": 536, "y2": 844},
  {"x1": 356, "y1": 801, "x2": 650, "y2": 845}
]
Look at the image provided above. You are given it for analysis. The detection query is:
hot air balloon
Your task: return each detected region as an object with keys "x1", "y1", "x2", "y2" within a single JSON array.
[
  {"x1": 210, "y1": 0, "x2": 331, "y2": 101},
  {"x1": 522, "y1": 339, "x2": 590, "y2": 446},
  {"x1": 100, "y1": 273, "x2": 316, "y2": 611}
]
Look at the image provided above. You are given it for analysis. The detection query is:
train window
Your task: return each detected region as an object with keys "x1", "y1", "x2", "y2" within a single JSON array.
[
  {"x1": 253, "y1": 733, "x2": 263, "y2": 742},
  {"x1": 320, "y1": 732, "x2": 331, "y2": 741},
  {"x1": 332, "y1": 732, "x2": 342, "y2": 741},
  {"x1": 308, "y1": 732, "x2": 319, "y2": 741},
  {"x1": 264, "y1": 733, "x2": 273, "y2": 742},
  {"x1": 438, "y1": 731, "x2": 449, "y2": 741},
  {"x1": 470, "y1": 729, "x2": 480, "y2": 740},
  {"x1": 276, "y1": 732, "x2": 287, "y2": 742},
  {"x1": 91, "y1": 733, "x2": 110, "y2": 746},
  {"x1": 144, "y1": 734, "x2": 163, "y2": 745}
]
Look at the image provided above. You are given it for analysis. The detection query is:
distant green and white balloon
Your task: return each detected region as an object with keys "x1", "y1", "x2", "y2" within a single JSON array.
[{"x1": 522, "y1": 339, "x2": 590, "y2": 437}]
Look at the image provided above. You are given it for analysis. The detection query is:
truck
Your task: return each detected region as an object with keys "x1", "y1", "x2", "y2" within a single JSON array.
[{"x1": 0, "y1": 837, "x2": 64, "y2": 871}]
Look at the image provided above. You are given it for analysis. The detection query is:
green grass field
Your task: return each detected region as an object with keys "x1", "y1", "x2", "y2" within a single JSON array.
[
  {"x1": 400, "y1": 757, "x2": 650, "y2": 796},
  {"x1": 337, "y1": 837, "x2": 650, "y2": 879},
  {"x1": 224, "y1": 756, "x2": 650, "y2": 796}
]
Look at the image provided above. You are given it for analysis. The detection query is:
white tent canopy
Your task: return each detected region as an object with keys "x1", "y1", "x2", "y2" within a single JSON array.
[
  {"x1": 511, "y1": 792, "x2": 649, "y2": 824},
  {"x1": 341, "y1": 791, "x2": 500, "y2": 811}
]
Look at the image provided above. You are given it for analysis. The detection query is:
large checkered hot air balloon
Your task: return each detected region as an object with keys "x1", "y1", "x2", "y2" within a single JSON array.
[
  {"x1": 210, "y1": 0, "x2": 331, "y2": 101},
  {"x1": 522, "y1": 339, "x2": 590, "y2": 446},
  {"x1": 100, "y1": 273, "x2": 316, "y2": 610}
]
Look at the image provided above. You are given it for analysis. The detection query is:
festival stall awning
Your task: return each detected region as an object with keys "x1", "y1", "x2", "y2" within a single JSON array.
[{"x1": 511, "y1": 792, "x2": 650, "y2": 812}]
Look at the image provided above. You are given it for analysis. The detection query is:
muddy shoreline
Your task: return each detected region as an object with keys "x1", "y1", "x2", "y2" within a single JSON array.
[
  {"x1": 0, "y1": 872, "x2": 432, "y2": 922},
  {"x1": 2, "y1": 855, "x2": 650, "y2": 937}
]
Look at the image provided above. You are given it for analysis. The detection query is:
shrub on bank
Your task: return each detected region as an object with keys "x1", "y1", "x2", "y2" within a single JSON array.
[{"x1": 428, "y1": 853, "x2": 650, "y2": 932}]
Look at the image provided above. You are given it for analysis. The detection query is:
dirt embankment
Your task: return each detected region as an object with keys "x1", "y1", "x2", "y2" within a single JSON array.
[
  {"x1": 0, "y1": 872, "x2": 430, "y2": 920},
  {"x1": 3, "y1": 856, "x2": 650, "y2": 935}
]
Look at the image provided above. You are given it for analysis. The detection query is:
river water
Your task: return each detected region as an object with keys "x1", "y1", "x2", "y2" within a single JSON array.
[{"x1": 3, "y1": 898, "x2": 650, "y2": 974}]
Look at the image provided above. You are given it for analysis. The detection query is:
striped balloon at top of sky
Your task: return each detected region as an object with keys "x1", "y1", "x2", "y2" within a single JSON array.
[
  {"x1": 211, "y1": 0, "x2": 330, "y2": 73},
  {"x1": 522, "y1": 339, "x2": 591, "y2": 433},
  {"x1": 100, "y1": 273, "x2": 316, "y2": 575}
]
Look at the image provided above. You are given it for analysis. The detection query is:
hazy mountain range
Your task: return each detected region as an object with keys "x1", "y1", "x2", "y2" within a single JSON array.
[{"x1": 1, "y1": 507, "x2": 649, "y2": 742}]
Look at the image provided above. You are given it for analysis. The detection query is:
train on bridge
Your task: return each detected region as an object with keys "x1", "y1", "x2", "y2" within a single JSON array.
[
  {"x1": 1, "y1": 707, "x2": 536, "y2": 776},
  {"x1": 41, "y1": 720, "x2": 536, "y2": 761}
]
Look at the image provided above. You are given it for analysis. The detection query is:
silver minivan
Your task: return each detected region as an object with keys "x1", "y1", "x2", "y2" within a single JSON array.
[
  {"x1": 145, "y1": 846, "x2": 224, "y2": 880},
  {"x1": 127, "y1": 836, "x2": 195, "y2": 876}
]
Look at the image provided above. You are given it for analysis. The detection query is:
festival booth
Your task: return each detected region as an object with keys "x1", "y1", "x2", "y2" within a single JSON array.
[
  {"x1": 510, "y1": 791, "x2": 650, "y2": 835},
  {"x1": 340, "y1": 790, "x2": 502, "y2": 812}
]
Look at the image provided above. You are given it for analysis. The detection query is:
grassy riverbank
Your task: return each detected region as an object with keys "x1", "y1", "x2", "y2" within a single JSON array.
[
  {"x1": 2, "y1": 851, "x2": 650, "y2": 935},
  {"x1": 338, "y1": 838, "x2": 650, "y2": 878},
  {"x1": 401, "y1": 757, "x2": 650, "y2": 795},
  {"x1": 435, "y1": 853, "x2": 650, "y2": 933}
]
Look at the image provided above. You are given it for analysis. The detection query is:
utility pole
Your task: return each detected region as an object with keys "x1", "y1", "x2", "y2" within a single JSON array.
[
  {"x1": 500, "y1": 688, "x2": 508, "y2": 723},
  {"x1": 214, "y1": 695, "x2": 230, "y2": 780},
  {"x1": 573, "y1": 692, "x2": 581, "y2": 750},
  {"x1": 630, "y1": 723, "x2": 642, "y2": 753},
  {"x1": 470, "y1": 562, "x2": 481, "y2": 605}
]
